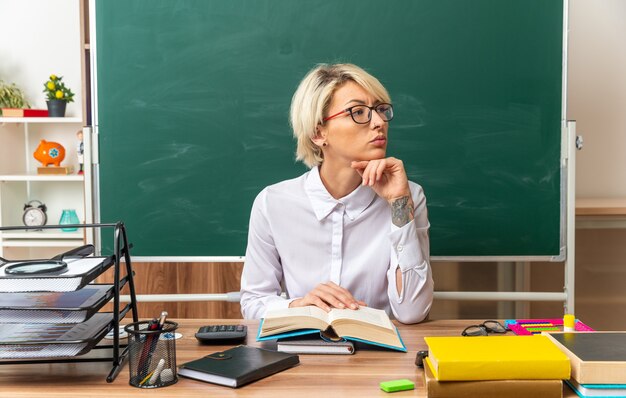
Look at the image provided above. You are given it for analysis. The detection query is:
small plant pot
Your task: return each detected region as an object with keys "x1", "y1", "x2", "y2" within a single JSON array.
[{"x1": 47, "y1": 100, "x2": 67, "y2": 117}]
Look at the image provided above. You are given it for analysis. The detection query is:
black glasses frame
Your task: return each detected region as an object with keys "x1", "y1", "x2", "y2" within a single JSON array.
[
  {"x1": 461, "y1": 320, "x2": 509, "y2": 336},
  {"x1": 324, "y1": 103, "x2": 394, "y2": 124}
]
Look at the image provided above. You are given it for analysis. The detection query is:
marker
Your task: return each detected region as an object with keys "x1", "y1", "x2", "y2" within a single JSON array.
[
  {"x1": 563, "y1": 314, "x2": 576, "y2": 332},
  {"x1": 149, "y1": 358, "x2": 165, "y2": 385}
]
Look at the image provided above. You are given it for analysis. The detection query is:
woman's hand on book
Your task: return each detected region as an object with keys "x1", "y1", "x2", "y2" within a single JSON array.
[{"x1": 289, "y1": 281, "x2": 367, "y2": 312}]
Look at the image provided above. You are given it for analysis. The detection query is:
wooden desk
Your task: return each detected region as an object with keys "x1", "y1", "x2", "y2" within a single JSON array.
[
  {"x1": 576, "y1": 198, "x2": 626, "y2": 216},
  {"x1": 576, "y1": 198, "x2": 626, "y2": 229},
  {"x1": 0, "y1": 319, "x2": 576, "y2": 397}
]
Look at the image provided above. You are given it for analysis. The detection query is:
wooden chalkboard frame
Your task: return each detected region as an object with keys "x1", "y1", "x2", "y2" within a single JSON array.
[{"x1": 92, "y1": 0, "x2": 568, "y2": 261}]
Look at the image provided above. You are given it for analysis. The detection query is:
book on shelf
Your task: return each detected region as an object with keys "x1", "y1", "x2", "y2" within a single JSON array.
[
  {"x1": 256, "y1": 305, "x2": 406, "y2": 352},
  {"x1": 566, "y1": 378, "x2": 626, "y2": 398},
  {"x1": 544, "y1": 332, "x2": 626, "y2": 384},
  {"x1": 423, "y1": 357, "x2": 563, "y2": 398},
  {"x1": 1, "y1": 108, "x2": 49, "y2": 117},
  {"x1": 177, "y1": 345, "x2": 299, "y2": 388},
  {"x1": 37, "y1": 166, "x2": 74, "y2": 175},
  {"x1": 276, "y1": 335, "x2": 355, "y2": 355},
  {"x1": 424, "y1": 335, "x2": 570, "y2": 381}
]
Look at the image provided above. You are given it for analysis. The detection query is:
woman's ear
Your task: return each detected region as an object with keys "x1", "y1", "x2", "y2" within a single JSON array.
[{"x1": 311, "y1": 124, "x2": 327, "y2": 148}]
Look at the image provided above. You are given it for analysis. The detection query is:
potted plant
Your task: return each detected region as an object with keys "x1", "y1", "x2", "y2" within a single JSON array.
[
  {"x1": 0, "y1": 79, "x2": 31, "y2": 116},
  {"x1": 43, "y1": 74, "x2": 74, "y2": 117}
]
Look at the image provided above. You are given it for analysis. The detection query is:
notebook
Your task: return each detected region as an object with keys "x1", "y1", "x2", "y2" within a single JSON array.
[
  {"x1": 277, "y1": 336, "x2": 355, "y2": 355},
  {"x1": 178, "y1": 345, "x2": 299, "y2": 388},
  {"x1": 566, "y1": 378, "x2": 626, "y2": 398}
]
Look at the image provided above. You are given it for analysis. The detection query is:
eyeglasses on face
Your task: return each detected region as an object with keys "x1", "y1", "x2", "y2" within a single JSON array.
[
  {"x1": 323, "y1": 103, "x2": 394, "y2": 124},
  {"x1": 461, "y1": 320, "x2": 509, "y2": 336}
]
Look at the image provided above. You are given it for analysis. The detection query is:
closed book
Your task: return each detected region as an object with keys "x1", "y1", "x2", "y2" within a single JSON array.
[
  {"x1": 545, "y1": 332, "x2": 626, "y2": 384},
  {"x1": 424, "y1": 357, "x2": 563, "y2": 398},
  {"x1": 1, "y1": 108, "x2": 48, "y2": 117},
  {"x1": 257, "y1": 305, "x2": 406, "y2": 352},
  {"x1": 424, "y1": 335, "x2": 570, "y2": 381},
  {"x1": 37, "y1": 166, "x2": 74, "y2": 175},
  {"x1": 566, "y1": 379, "x2": 626, "y2": 398},
  {"x1": 177, "y1": 345, "x2": 299, "y2": 388},
  {"x1": 277, "y1": 336, "x2": 355, "y2": 355}
]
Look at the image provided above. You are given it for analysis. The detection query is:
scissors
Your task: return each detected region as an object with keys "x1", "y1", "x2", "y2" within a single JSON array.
[{"x1": 0, "y1": 244, "x2": 94, "y2": 275}]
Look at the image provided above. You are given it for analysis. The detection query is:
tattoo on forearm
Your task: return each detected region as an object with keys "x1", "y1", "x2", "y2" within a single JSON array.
[{"x1": 391, "y1": 196, "x2": 414, "y2": 227}]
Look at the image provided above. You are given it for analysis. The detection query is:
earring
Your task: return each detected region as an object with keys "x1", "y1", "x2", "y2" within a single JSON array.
[{"x1": 322, "y1": 142, "x2": 327, "y2": 146}]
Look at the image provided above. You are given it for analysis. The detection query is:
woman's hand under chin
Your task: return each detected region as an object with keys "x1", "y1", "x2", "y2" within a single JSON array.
[{"x1": 351, "y1": 157, "x2": 411, "y2": 204}]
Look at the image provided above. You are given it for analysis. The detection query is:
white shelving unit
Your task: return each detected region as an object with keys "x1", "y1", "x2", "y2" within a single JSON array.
[{"x1": 0, "y1": 118, "x2": 93, "y2": 257}]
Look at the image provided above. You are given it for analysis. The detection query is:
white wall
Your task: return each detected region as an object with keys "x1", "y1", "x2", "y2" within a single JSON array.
[
  {"x1": 0, "y1": 0, "x2": 82, "y2": 118},
  {"x1": 569, "y1": 0, "x2": 626, "y2": 198}
]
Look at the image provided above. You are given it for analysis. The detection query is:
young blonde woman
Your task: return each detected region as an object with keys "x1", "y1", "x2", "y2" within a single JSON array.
[{"x1": 240, "y1": 63, "x2": 433, "y2": 324}]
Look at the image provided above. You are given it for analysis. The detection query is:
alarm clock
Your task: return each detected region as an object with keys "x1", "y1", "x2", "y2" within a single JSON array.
[{"x1": 23, "y1": 200, "x2": 48, "y2": 227}]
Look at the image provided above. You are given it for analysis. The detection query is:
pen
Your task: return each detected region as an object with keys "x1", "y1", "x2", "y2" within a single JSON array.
[
  {"x1": 143, "y1": 312, "x2": 168, "y2": 379},
  {"x1": 139, "y1": 370, "x2": 155, "y2": 386},
  {"x1": 137, "y1": 318, "x2": 159, "y2": 377},
  {"x1": 158, "y1": 311, "x2": 168, "y2": 329}
]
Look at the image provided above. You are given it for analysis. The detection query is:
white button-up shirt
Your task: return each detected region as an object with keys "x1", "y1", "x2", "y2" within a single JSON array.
[{"x1": 240, "y1": 166, "x2": 433, "y2": 324}]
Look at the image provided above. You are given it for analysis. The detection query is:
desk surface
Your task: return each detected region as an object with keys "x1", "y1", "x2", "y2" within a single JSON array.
[
  {"x1": 0, "y1": 319, "x2": 576, "y2": 397},
  {"x1": 576, "y1": 197, "x2": 626, "y2": 216}
]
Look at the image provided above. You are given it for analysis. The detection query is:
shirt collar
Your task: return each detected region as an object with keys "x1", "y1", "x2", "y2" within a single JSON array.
[{"x1": 304, "y1": 166, "x2": 377, "y2": 221}]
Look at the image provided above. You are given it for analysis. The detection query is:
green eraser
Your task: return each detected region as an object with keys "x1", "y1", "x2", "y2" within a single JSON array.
[{"x1": 379, "y1": 379, "x2": 415, "y2": 393}]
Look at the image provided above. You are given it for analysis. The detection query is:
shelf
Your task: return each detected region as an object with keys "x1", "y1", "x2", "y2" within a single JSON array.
[
  {"x1": 0, "y1": 230, "x2": 83, "y2": 240},
  {"x1": 0, "y1": 174, "x2": 83, "y2": 182},
  {"x1": 0, "y1": 117, "x2": 82, "y2": 124},
  {"x1": 576, "y1": 198, "x2": 626, "y2": 216},
  {"x1": 576, "y1": 198, "x2": 626, "y2": 229},
  {"x1": 1, "y1": 230, "x2": 84, "y2": 248},
  {"x1": 1, "y1": 239, "x2": 85, "y2": 248}
]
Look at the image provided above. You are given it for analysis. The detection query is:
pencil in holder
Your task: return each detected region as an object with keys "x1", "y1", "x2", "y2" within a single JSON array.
[{"x1": 125, "y1": 320, "x2": 178, "y2": 388}]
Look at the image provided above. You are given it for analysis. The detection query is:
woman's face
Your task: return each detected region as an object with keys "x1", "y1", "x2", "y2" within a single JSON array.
[{"x1": 317, "y1": 81, "x2": 389, "y2": 164}]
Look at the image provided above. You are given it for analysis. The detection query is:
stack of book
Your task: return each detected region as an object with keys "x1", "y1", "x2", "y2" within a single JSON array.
[
  {"x1": 423, "y1": 335, "x2": 570, "y2": 398},
  {"x1": 545, "y1": 332, "x2": 626, "y2": 398}
]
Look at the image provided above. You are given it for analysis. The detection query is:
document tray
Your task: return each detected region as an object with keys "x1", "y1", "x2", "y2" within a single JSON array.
[
  {"x1": 0, "y1": 256, "x2": 115, "y2": 292},
  {"x1": 0, "y1": 284, "x2": 116, "y2": 323},
  {"x1": 0, "y1": 312, "x2": 114, "y2": 359}
]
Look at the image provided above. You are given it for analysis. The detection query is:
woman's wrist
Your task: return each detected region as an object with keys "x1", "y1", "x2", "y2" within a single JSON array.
[{"x1": 390, "y1": 195, "x2": 414, "y2": 227}]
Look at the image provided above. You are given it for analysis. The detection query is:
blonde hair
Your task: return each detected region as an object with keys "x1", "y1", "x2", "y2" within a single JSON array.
[{"x1": 290, "y1": 63, "x2": 391, "y2": 168}]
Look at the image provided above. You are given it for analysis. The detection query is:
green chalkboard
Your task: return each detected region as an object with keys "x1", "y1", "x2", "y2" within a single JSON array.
[{"x1": 95, "y1": 0, "x2": 564, "y2": 258}]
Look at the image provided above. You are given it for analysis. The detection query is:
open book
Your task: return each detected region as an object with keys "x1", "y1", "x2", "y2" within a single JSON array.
[{"x1": 256, "y1": 306, "x2": 406, "y2": 352}]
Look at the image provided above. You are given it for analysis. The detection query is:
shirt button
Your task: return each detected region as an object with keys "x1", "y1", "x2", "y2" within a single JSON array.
[{"x1": 398, "y1": 244, "x2": 404, "y2": 252}]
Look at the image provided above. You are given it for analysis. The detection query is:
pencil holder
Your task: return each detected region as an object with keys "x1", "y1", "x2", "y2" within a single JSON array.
[{"x1": 125, "y1": 320, "x2": 178, "y2": 388}]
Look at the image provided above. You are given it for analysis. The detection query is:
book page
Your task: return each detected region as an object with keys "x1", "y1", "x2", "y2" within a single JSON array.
[
  {"x1": 265, "y1": 306, "x2": 330, "y2": 323},
  {"x1": 328, "y1": 306, "x2": 393, "y2": 330},
  {"x1": 260, "y1": 306, "x2": 331, "y2": 336}
]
